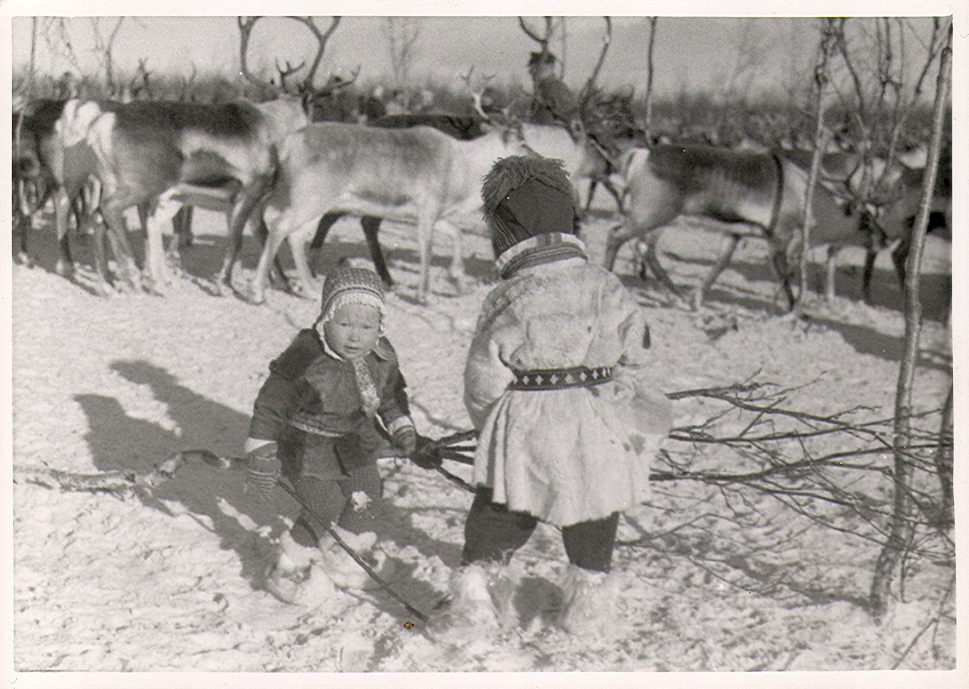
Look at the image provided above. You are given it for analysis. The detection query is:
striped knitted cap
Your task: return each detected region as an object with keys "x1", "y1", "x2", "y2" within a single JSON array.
[
  {"x1": 318, "y1": 266, "x2": 385, "y2": 323},
  {"x1": 481, "y1": 155, "x2": 577, "y2": 258}
]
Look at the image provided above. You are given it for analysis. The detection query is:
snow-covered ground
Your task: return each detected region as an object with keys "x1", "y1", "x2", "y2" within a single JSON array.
[{"x1": 6, "y1": 203, "x2": 959, "y2": 683}]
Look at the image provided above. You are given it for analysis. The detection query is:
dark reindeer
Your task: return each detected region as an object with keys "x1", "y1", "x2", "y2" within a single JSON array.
[{"x1": 605, "y1": 143, "x2": 871, "y2": 311}]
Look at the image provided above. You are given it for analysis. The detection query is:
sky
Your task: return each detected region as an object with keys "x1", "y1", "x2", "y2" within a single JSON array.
[{"x1": 4, "y1": 5, "x2": 954, "y2": 101}]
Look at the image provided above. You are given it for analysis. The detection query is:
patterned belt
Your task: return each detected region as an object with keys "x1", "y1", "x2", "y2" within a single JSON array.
[
  {"x1": 508, "y1": 365, "x2": 613, "y2": 391},
  {"x1": 288, "y1": 418, "x2": 348, "y2": 438}
]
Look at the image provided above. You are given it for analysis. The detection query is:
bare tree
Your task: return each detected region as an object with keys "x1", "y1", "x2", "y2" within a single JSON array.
[
  {"x1": 382, "y1": 17, "x2": 421, "y2": 96},
  {"x1": 795, "y1": 19, "x2": 839, "y2": 308},
  {"x1": 869, "y1": 17, "x2": 952, "y2": 623},
  {"x1": 578, "y1": 17, "x2": 613, "y2": 109},
  {"x1": 642, "y1": 17, "x2": 659, "y2": 140},
  {"x1": 90, "y1": 17, "x2": 126, "y2": 96},
  {"x1": 716, "y1": 19, "x2": 771, "y2": 105}
]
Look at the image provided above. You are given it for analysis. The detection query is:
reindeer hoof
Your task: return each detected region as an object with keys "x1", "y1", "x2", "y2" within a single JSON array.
[
  {"x1": 247, "y1": 286, "x2": 267, "y2": 305},
  {"x1": 144, "y1": 279, "x2": 167, "y2": 297}
]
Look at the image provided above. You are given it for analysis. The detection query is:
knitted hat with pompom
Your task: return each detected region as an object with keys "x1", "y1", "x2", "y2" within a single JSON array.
[{"x1": 480, "y1": 155, "x2": 577, "y2": 258}]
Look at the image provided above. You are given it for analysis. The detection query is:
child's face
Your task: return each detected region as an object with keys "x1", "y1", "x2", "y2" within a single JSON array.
[{"x1": 323, "y1": 303, "x2": 382, "y2": 360}]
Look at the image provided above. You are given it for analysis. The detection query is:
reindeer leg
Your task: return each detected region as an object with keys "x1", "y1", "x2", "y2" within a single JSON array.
[
  {"x1": 284, "y1": 228, "x2": 317, "y2": 299},
  {"x1": 440, "y1": 220, "x2": 466, "y2": 295},
  {"x1": 361, "y1": 216, "x2": 393, "y2": 288},
  {"x1": 100, "y1": 203, "x2": 141, "y2": 294},
  {"x1": 306, "y1": 212, "x2": 346, "y2": 278},
  {"x1": 250, "y1": 210, "x2": 315, "y2": 305},
  {"x1": 890, "y1": 238, "x2": 909, "y2": 296},
  {"x1": 603, "y1": 179, "x2": 625, "y2": 214},
  {"x1": 825, "y1": 246, "x2": 840, "y2": 303},
  {"x1": 415, "y1": 213, "x2": 435, "y2": 305},
  {"x1": 218, "y1": 188, "x2": 265, "y2": 296},
  {"x1": 583, "y1": 179, "x2": 597, "y2": 216},
  {"x1": 692, "y1": 233, "x2": 741, "y2": 311},
  {"x1": 603, "y1": 223, "x2": 631, "y2": 272},
  {"x1": 768, "y1": 245, "x2": 797, "y2": 313},
  {"x1": 166, "y1": 205, "x2": 192, "y2": 274},
  {"x1": 53, "y1": 188, "x2": 74, "y2": 277},
  {"x1": 641, "y1": 228, "x2": 684, "y2": 301},
  {"x1": 143, "y1": 195, "x2": 182, "y2": 294}
]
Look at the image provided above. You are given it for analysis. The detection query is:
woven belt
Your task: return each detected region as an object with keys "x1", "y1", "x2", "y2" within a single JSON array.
[
  {"x1": 288, "y1": 418, "x2": 348, "y2": 438},
  {"x1": 508, "y1": 365, "x2": 613, "y2": 391}
]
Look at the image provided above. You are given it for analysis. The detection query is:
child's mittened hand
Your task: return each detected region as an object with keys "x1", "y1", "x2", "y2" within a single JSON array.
[
  {"x1": 391, "y1": 425, "x2": 418, "y2": 457},
  {"x1": 409, "y1": 433, "x2": 444, "y2": 470},
  {"x1": 245, "y1": 442, "x2": 282, "y2": 501}
]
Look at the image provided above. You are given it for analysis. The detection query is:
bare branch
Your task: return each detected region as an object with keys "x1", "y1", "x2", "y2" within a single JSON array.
[{"x1": 579, "y1": 17, "x2": 612, "y2": 107}]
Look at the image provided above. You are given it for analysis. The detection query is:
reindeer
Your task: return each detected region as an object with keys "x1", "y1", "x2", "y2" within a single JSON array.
[
  {"x1": 781, "y1": 144, "x2": 952, "y2": 303},
  {"x1": 14, "y1": 98, "x2": 143, "y2": 292},
  {"x1": 250, "y1": 121, "x2": 527, "y2": 304},
  {"x1": 77, "y1": 95, "x2": 317, "y2": 295},
  {"x1": 302, "y1": 115, "x2": 607, "y2": 292},
  {"x1": 605, "y1": 143, "x2": 870, "y2": 311}
]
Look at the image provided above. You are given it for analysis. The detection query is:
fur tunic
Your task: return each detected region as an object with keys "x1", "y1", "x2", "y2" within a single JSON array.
[{"x1": 464, "y1": 256, "x2": 671, "y2": 527}]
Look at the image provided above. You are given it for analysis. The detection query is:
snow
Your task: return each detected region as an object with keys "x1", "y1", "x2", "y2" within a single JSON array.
[{"x1": 5, "y1": 203, "x2": 960, "y2": 685}]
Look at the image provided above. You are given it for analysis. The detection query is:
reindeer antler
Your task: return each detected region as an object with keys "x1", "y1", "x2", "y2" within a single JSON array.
[
  {"x1": 461, "y1": 66, "x2": 496, "y2": 120},
  {"x1": 287, "y1": 16, "x2": 342, "y2": 92}
]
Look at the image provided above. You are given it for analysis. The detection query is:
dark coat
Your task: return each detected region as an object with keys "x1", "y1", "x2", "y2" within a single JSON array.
[{"x1": 249, "y1": 329, "x2": 410, "y2": 479}]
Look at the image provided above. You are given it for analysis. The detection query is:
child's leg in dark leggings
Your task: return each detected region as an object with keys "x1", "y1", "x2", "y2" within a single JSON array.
[
  {"x1": 289, "y1": 475, "x2": 347, "y2": 547},
  {"x1": 561, "y1": 512, "x2": 620, "y2": 572},
  {"x1": 462, "y1": 486, "x2": 538, "y2": 566},
  {"x1": 335, "y1": 463, "x2": 384, "y2": 534}
]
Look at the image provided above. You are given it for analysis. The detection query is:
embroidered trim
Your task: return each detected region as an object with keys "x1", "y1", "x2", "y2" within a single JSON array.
[
  {"x1": 386, "y1": 415, "x2": 415, "y2": 435},
  {"x1": 495, "y1": 232, "x2": 587, "y2": 278},
  {"x1": 508, "y1": 365, "x2": 613, "y2": 391}
]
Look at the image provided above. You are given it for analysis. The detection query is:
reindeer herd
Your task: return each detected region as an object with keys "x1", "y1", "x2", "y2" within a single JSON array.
[{"x1": 11, "y1": 74, "x2": 952, "y2": 314}]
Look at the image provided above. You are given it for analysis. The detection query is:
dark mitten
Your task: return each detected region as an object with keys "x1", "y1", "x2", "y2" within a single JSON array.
[
  {"x1": 245, "y1": 441, "x2": 281, "y2": 501},
  {"x1": 409, "y1": 433, "x2": 443, "y2": 470},
  {"x1": 391, "y1": 424, "x2": 418, "y2": 457}
]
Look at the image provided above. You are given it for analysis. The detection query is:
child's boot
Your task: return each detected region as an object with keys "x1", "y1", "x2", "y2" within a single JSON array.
[
  {"x1": 442, "y1": 563, "x2": 500, "y2": 634},
  {"x1": 317, "y1": 526, "x2": 396, "y2": 590},
  {"x1": 263, "y1": 530, "x2": 338, "y2": 607},
  {"x1": 557, "y1": 565, "x2": 622, "y2": 637}
]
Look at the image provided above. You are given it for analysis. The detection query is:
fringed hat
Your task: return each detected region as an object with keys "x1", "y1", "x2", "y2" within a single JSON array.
[
  {"x1": 481, "y1": 155, "x2": 578, "y2": 258},
  {"x1": 317, "y1": 266, "x2": 385, "y2": 324}
]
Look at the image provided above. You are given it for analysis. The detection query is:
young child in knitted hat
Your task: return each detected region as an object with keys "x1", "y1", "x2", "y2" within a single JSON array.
[
  {"x1": 244, "y1": 265, "x2": 418, "y2": 604},
  {"x1": 449, "y1": 155, "x2": 672, "y2": 636}
]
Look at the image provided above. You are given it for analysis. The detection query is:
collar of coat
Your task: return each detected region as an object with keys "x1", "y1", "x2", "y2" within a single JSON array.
[
  {"x1": 313, "y1": 326, "x2": 393, "y2": 362},
  {"x1": 495, "y1": 232, "x2": 587, "y2": 279}
]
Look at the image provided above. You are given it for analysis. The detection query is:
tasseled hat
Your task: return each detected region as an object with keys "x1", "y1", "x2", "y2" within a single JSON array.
[
  {"x1": 317, "y1": 266, "x2": 386, "y2": 324},
  {"x1": 481, "y1": 155, "x2": 578, "y2": 258}
]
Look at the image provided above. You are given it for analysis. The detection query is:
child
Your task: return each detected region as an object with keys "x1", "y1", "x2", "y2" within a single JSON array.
[
  {"x1": 244, "y1": 266, "x2": 417, "y2": 603},
  {"x1": 451, "y1": 155, "x2": 671, "y2": 635}
]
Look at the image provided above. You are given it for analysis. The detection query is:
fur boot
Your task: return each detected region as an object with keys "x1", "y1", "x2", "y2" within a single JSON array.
[
  {"x1": 317, "y1": 526, "x2": 395, "y2": 590},
  {"x1": 263, "y1": 531, "x2": 338, "y2": 607},
  {"x1": 557, "y1": 565, "x2": 622, "y2": 637},
  {"x1": 441, "y1": 561, "x2": 523, "y2": 635}
]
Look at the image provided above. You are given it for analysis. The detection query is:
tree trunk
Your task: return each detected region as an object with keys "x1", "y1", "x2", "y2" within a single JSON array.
[
  {"x1": 797, "y1": 20, "x2": 838, "y2": 308},
  {"x1": 868, "y1": 19, "x2": 951, "y2": 622},
  {"x1": 932, "y1": 383, "x2": 954, "y2": 528},
  {"x1": 642, "y1": 17, "x2": 658, "y2": 140}
]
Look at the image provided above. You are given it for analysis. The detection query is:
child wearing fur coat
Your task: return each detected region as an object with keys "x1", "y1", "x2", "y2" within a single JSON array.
[
  {"x1": 450, "y1": 155, "x2": 671, "y2": 635},
  {"x1": 244, "y1": 266, "x2": 417, "y2": 604}
]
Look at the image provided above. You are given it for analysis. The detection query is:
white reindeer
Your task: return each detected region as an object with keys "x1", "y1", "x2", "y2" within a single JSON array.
[{"x1": 251, "y1": 122, "x2": 527, "y2": 304}]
